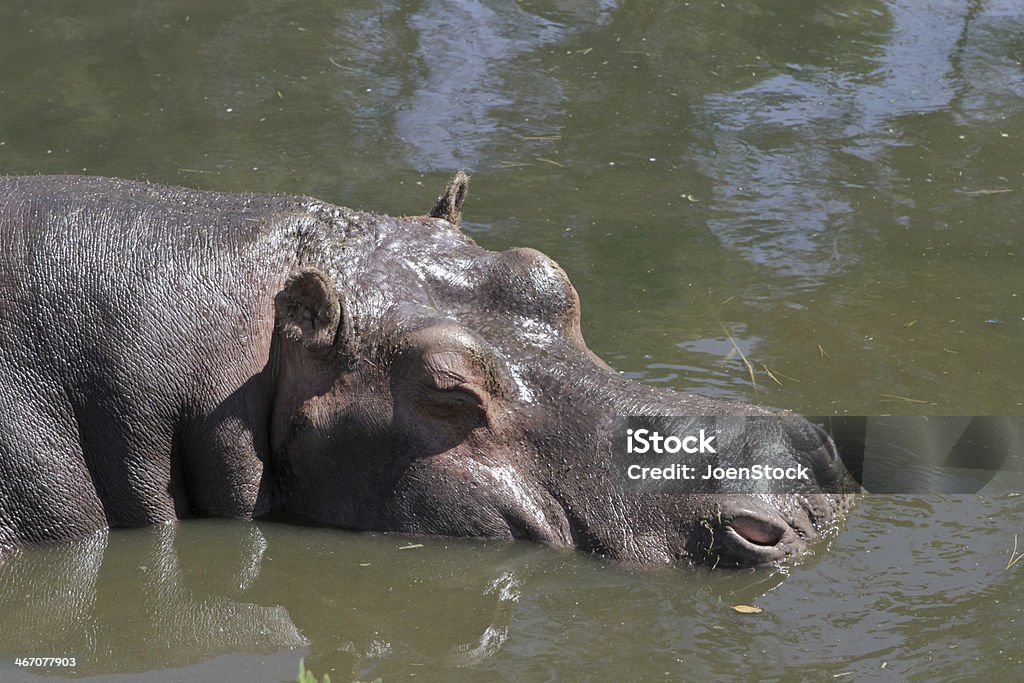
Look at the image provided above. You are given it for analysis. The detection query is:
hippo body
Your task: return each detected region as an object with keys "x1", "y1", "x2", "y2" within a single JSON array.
[{"x1": 0, "y1": 174, "x2": 854, "y2": 567}]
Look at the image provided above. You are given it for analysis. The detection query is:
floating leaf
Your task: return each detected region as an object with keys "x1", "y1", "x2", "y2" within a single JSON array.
[{"x1": 732, "y1": 604, "x2": 762, "y2": 614}]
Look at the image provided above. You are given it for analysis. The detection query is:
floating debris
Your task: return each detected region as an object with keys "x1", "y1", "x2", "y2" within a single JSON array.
[
  {"x1": 957, "y1": 188, "x2": 1014, "y2": 195},
  {"x1": 732, "y1": 604, "x2": 762, "y2": 614},
  {"x1": 879, "y1": 393, "x2": 931, "y2": 404},
  {"x1": 761, "y1": 364, "x2": 784, "y2": 386},
  {"x1": 717, "y1": 319, "x2": 757, "y2": 397},
  {"x1": 1006, "y1": 533, "x2": 1023, "y2": 571}
]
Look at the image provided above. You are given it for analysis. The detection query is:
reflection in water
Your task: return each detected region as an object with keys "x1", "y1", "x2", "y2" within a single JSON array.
[
  {"x1": 347, "y1": 0, "x2": 615, "y2": 171},
  {"x1": 237, "y1": 524, "x2": 269, "y2": 591},
  {"x1": 0, "y1": 522, "x2": 544, "y2": 680},
  {"x1": 396, "y1": 1, "x2": 559, "y2": 170},
  {"x1": 448, "y1": 569, "x2": 521, "y2": 666},
  {"x1": 0, "y1": 532, "x2": 108, "y2": 659},
  {"x1": 691, "y1": 0, "x2": 1022, "y2": 289},
  {"x1": 0, "y1": 522, "x2": 802, "y2": 680},
  {"x1": 0, "y1": 522, "x2": 306, "y2": 678}
]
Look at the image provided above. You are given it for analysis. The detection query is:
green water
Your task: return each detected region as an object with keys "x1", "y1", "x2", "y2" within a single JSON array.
[{"x1": 1, "y1": 1, "x2": 1022, "y2": 680}]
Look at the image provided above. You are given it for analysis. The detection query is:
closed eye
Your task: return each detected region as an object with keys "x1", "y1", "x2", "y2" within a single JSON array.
[{"x1": 425, "y1": 384, "x2": 484, "y2": 410}]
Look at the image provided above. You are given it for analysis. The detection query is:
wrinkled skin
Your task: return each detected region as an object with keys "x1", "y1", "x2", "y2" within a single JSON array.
[{"x1": 0, "y1": 174, "x2": 855, "y2": 568}]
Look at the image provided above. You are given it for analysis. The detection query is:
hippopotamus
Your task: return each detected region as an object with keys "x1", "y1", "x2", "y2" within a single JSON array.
[{"x1": 0, "y1": 173, "x2": 855, "y2": 568}]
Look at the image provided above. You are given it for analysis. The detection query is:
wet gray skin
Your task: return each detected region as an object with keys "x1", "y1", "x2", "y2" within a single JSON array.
[{"x1": 0, "y1": 173, "x2": 855, "y2": 568}]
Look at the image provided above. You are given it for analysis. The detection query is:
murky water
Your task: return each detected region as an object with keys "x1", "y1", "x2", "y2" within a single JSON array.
[{"x1": 1, "y1": 1, "x2": 1022, "y2": 680}]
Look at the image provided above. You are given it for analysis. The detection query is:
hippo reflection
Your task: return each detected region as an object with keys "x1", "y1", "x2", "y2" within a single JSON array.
[{"x1": 0, "y1": 173, "x2": 854, "y2": 568}]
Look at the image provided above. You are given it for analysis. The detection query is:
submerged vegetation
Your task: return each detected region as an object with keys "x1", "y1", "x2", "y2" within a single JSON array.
[
  {"x1": 297, "y1": 659, "x2": 330, "y2": 683},
  {"x1": 297, "y1": 658, "x2": 383, "y2": 683}
]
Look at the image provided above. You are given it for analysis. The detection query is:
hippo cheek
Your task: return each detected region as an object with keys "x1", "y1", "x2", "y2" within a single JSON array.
[{"x1": 387, "y1": 454, "x2": 573, "y2": 547}]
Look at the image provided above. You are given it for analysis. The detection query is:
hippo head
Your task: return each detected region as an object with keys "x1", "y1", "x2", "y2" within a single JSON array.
[{"x1": 269, "y1": 173, "x2": 856, "y2": 568}]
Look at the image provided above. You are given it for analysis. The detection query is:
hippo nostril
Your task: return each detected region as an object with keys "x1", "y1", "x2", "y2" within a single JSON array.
[{"x1": 729, "y1": 516, "x2": 785, "y2": 546}]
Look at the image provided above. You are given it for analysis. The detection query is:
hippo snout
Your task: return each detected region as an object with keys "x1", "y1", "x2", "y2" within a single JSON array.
[
  {"x1": 693, "y1": 421, "x2": 854, "y2": 567},
  {"x1": 703, "y1": 498, "x2": 821, "y2": 567}
]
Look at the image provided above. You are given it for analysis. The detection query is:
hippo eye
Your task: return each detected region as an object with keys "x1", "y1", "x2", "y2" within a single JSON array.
[
  {"x1": 416, "y1": 373, "x2": 487, "y2": 422},
  {"x1": 424, "y1": 384, "x2": 485, "y2": 411},
  {"x1": 395, "y1": 324, "x2": 507, "y2": 428},
  {"x1": 416, "y1": 350, "x2": 491, "y2": 417}
]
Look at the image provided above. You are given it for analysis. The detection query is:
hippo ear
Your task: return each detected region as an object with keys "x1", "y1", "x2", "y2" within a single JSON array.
[
  {"x1": 274, "y1": 268, "x2": 341, "y2": 354},
  {"x1": 428, "y1": 171, "x2": 470, "y2": 226}
]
